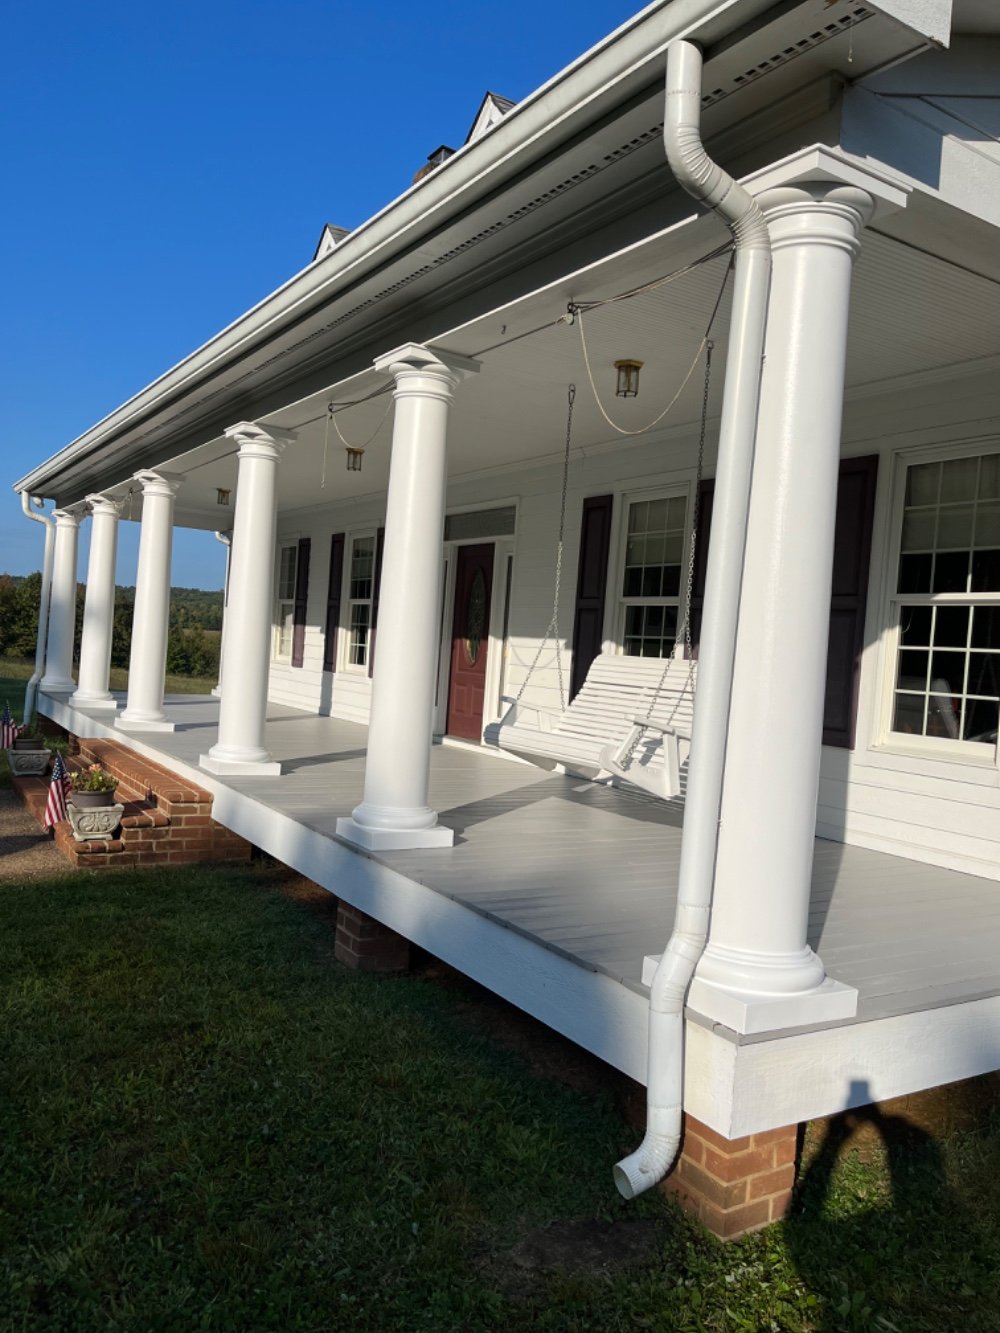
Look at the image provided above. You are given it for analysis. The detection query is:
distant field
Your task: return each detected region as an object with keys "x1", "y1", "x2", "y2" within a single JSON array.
[{"x1": 0, "y1": 656, "x2": 217, "y2": 703}]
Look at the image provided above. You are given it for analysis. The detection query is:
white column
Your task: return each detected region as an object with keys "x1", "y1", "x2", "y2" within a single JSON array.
[
  {"x1": 117, "y1": 471, "x2": 182, "y2": 732},
  {"x1": 39, "y1": 508, "x2": 80, "y2": 693},
  {"x1": 70, "y1": 495, "x2": 120, "y2": 710},
  {"x1": 210, "y1": 530, "x2": 232, "y2": 699},
  {"x1": 337, "y1": 343, "x2": 479, "y2": 850},
  {"x1": 201, "y1": 424, "x2": 294, "y2": 776},
  {"x1": 689, "y1": 182, "x2": 878, "y2": 1034}
]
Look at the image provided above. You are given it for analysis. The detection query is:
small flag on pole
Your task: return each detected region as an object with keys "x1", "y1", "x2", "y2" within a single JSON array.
[
  {"x1": 1, "y1": 701, "x2": 21, "y2": 749},
  {"x1": 44, "y1": 753, "x2": 72, "y2": 829}
]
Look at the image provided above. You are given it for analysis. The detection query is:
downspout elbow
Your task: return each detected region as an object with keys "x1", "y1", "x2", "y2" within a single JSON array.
[{"x1": 664, "y1": 43, "x2": 770, "y2": 251}]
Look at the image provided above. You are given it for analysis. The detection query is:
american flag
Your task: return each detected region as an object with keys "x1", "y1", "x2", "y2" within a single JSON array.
[
  {"x1": 1, "y1": 701, "x2": 21, "y2": 749},
  {"x1": 44, "y1": 753, "x2": 72, "y2": 829}
]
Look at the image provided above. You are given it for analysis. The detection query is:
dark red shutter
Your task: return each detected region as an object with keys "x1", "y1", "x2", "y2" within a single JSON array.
[
  {"x1": 689, "y1": 480, "x2": 715, "y2": 657},
  {"x1": 690, "y1": 461, "x2": 877, "y2": 747},
  {"x1": 570, "y1": 495, "x2": 613, "y2": 699},
  {"x1": 291, "y1": 537, "x2": 311, "y2": 669},
  {"x1": 823, "y1": 455, "x2": 878, "y2": 749},
  {"x1": 323, "y1": 533, "x2": 345, "y2": 673},
  {"x1": 368, "y1": 526, "x2": 385, "y2": 678}
]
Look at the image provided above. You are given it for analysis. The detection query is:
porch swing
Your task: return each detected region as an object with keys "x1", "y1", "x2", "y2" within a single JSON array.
[{"x1": 494, "y1": 319, "x2": 718, "y2": 802}]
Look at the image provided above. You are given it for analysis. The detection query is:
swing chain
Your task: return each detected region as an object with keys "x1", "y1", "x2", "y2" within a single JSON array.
[{"x1": 512, "y1": 383, "x2": 576, "y2": 710}]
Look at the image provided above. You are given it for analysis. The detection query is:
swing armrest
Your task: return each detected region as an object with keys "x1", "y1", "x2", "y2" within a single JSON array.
[{"x1": 629, "y1": 716, "x2": 689, "y2": 740}]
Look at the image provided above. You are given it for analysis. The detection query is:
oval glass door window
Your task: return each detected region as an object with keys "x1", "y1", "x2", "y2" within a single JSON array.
[{"x1": 465, "y1": 569, "x2": 487, "y2": 664}]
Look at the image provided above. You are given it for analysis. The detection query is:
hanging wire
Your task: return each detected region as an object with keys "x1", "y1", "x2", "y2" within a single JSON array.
[
  {"x1": 512, "y1": 383, "x2": 576, "y2": 712},
  {"x1": 573, "y1": 250, "x2": 733, "y2": 437}
]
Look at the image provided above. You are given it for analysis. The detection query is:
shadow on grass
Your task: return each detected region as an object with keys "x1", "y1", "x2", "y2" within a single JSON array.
[{"x1": 784, "y1": 1077, "x2": 996, "y2": 1332}]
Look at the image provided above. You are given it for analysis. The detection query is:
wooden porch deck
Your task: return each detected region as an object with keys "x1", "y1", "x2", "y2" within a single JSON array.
[{"x1": 44, "y1": 691, "x2": 1000, "y2": 1036}]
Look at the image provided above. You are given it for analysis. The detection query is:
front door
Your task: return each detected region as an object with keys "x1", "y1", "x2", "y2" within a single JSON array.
[{"x1": 446, "y1": 543, "x2": 495, "y2": 741}]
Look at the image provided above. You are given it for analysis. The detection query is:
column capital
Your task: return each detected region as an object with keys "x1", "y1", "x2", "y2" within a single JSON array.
[
  {"x1": 52, "y1": 507, "x2": 82, "y2": 528},
  {"x1": 133, "y1": 469, "x2": 184, "y2": 499},
  {"x1": 85, "y1": 493, "x2": 121, "y2": 518},
  {"x1": 374, "y1": 342, "x2": 481, "y2": 396},
  {"x1": 223, "y1": 421, "x2": 296, "y2": 458},
  {"x1": 757, "y1": 182, "x2": 876, "y2": 257},
  {"x1": 213, "y1": 529, "x2": 233, "y2": 546}
]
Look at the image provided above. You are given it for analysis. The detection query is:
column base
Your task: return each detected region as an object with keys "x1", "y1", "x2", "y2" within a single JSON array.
[
  {"x1": 39, "y1": 678, "x2": 76, "y2": 695},
  {"x1": 68, "y1": 692, "x2": 117, "y2": 711},
  {"x1": 200, "y1": 751, "x2": 281, "y2": 777},
  {"x1": 335, "y1": 816, "x2": 455, "y2": 851},
  {"x1": 210, "y1": 685, "x2": 223, "y2": 698},
  {"x1": 685, "y1": 971, "x2": 858, "y2": 1035},
  {"x1": 116, "y1": 712, "x2": 176, "y2": 733}
]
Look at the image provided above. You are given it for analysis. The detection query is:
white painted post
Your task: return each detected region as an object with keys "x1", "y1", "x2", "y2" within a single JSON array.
[
  {"x1": 688, "y1": 182, "x2": 878, "y2": 1034},
  {"x1": 337, "y1": 344, "x2": 479, "y2": 850},
  {"x1": 116, "y1": 471, "x2": 182, "y2": 732},
  {"x1": 201, "y1": 424, "x2": 294, "y2": 776},
  {"x1": 39, "y1": 509, "x2": 81, "y2": 693},
  {"x1": 70, "y1": 495, "x2": 120, "y2": 710},
  {"x1": 211, "y1": 530, "x2": 232, "y2": 699}
]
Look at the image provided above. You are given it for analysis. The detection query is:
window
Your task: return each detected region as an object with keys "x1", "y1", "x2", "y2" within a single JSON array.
[
  {"x1": 274, "y1": 544, "x2": 298, "y2": 661},
  {"x1": 888, "y1": 451, "x2": 1000, "y2": 753},
  {"x1": 346, "y1": 534, "x2": 375, "y2": 668},
  {"x1": 619, "y1": 494, "x2": 688, "y2": 658}
]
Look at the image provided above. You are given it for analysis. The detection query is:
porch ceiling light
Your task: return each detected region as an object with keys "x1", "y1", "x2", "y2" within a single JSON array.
[
  {"x1": 216, "y1": 488, "x2": 231, "y2": 506},
  {"x1": 614, "y1": 359, "x2": 643, "y2": 398},
  {"x1": 345, "y1": 447, "x2": 364, "y2": 472}
]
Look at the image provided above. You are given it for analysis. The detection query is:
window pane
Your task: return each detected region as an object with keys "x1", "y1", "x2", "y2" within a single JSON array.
[
  {"x1": 906, "y1": 462, "x2": 939, "y2": 507},
  {"x1": 967, "y1": 652, "x2": 1000, "y2": 698},
  {"x1": 940, "y1": 457, "x2": 979, "y2": 503},
  {"x1": 901, "y1": 509, "x2": 936, "y2": 552},
  {"x1": 937, "y1": 505, "x2": 974, "y2": 550},
  {"x1": 979, "y1": 454, "x2": 1000, "y2": 501},
  {"x1": 932, "y1": 551, "x2": 970, "y2": 594},
  {"x1": 962, "y1": 697, "x2": 999, "y2": 743},
  {"x1": 278, "y1": 547, "x2": 297, "y2": 600},
  {"x1": 974, "y1": 502, "x2": 1000, "y2": 548},
  {"x1": 622, "y1": 605, "x2": 677, "y2": 658},
  {"x1": 892, "y1": 692, "x2": 925, "y2": 734},
  {"x1": 900, "y1": 605, "x2": 932, "y2": 646},
  {"x1": 972, "y1": 607, "x2": 1000, "y2": 649},
  {"x1": 349, "y1": 603, "x2": 371, "y2": 667},
  {"x1": 926, "y1": 693, "x2": 961, "y2": 738},
  {"x1": 896, "y1": 649, "x2": 929, "y2": 691},
  {"x1": 898, "y1": 553, "x2": 932, "y2": 594},
  {"x1": 934, "y1": 606, "x2": 970, "y2": 648},
  {"x1": 930, "y1": 650, "x2": 966, "y2": 694},
  {"x1": 278, "y1": 605, "x2": 294, "y2": 657},
  {"x1": 971, "y1": 549, "x2": 1000, "y2": 593},
  {"x1": 350, "y1": 536, "x2": 375, "y2": 599},
  {"x1": 622, "y1": 497, "x2": 687, "y2": 605}
]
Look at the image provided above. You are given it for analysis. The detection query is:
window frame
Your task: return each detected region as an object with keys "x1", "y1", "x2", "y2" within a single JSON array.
[
  {"x1": 342, "y1": 530, "x2": 377, "y2": 673},
  {"x1": 878, "y1": 441, "x2": 1000, "y2": 766},
  {"x1": 611, "y1": 484, "x2": 693, "y2": 662},
  {"x1": 273, "y1": 541, "x2": 299, "y2": 663}
]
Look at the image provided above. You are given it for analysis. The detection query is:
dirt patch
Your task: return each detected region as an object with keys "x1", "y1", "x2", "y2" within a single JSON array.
[{"x1": 0, "y1": 789, "x2": 69, "y2": 881}]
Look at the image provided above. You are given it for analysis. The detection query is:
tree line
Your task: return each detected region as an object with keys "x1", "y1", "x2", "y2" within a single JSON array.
[{"x1": 0, "y1": 575, "x2": 224, "y2": 678}]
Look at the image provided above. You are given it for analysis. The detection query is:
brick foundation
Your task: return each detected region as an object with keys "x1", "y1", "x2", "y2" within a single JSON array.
[
  {"x1": 664, "y1": 1115, "x2": 799, "y2": 1240},
  {"x1": 13, "y1": 736, "x2": 252, "y2": 871},
  {"x1": 334, "y1": 902, "x2": 411, "y2": 973}
]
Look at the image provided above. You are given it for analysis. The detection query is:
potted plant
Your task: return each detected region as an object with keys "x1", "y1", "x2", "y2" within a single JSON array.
[{"x1": 70, "y1": 763, "x2": 119, "y2": 808}]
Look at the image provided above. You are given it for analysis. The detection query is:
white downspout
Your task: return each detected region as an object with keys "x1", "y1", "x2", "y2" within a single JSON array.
[
  {"x1": 20, "y1": 490, "x2": 56, "y2": 728},
  {"x1": 614, "y1": 40, "x2": 772, "y2": 1199}
]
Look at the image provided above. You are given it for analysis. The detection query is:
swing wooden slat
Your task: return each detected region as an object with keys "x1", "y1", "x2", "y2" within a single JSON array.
[{"x1": 492, "y1": 653, "x2": 696, "y2": 798}]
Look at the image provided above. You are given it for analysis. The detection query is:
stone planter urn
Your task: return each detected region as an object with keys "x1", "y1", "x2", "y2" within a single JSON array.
[
  {"x1": 6, "y1": 741, "x2": 51, "y2": 777},
  {"x1": 67, "y1": 798, "x2": 125, "y2": 842}
]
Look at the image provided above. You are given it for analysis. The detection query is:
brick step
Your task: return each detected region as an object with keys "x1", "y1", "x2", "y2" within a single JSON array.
[{"x1": 11, "y1": 737, "x2": 253, "y2": 872}]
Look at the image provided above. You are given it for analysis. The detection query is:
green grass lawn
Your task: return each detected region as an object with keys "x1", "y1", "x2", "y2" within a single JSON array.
[
  {"x1": 1, "y1": 865, "x2": 998, "y2": 1331},
  {"x1": 0, "y1": 656, "x2": 217, "y2": 706}
]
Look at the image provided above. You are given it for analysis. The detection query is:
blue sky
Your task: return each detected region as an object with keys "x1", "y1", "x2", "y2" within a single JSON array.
[{"x1": 1, "y1": 0, "x2": 639, "y2": 589}]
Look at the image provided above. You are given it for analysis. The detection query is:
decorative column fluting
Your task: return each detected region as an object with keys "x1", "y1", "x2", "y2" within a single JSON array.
[
  {"x1": 201, "y1": 424, "x2": 294, "y2": 775},
  {"x1": 337, "y1": 343, "x2": 479, "y2": 850},
  {"x1": 689, "y1": 174, "x2": 903, "y2": 1034},
  {"x1": 70, "y1": 494, "x2": 120, "y2": 710},
  {"x1": 39, "y1": 508, "x2": 81, "y2": 693},
  {"x1": 116, "y1": 471, "x2": 183, "y2": 732}
]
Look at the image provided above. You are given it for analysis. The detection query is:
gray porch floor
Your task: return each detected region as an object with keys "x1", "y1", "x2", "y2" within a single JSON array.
[{"x1": 49, "y1": 691, "x2": 1000, "y2": 1032}]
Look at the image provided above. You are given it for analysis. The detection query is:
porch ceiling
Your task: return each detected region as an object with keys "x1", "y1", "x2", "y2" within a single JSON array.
[{"x1": 156, "y1": 196, "x2": 1000, "y2": 531}]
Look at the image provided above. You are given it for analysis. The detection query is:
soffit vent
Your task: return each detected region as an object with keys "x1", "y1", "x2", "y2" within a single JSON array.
[{"x1": 702, "y1": 5, "x2": 874, "y2": 107}]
